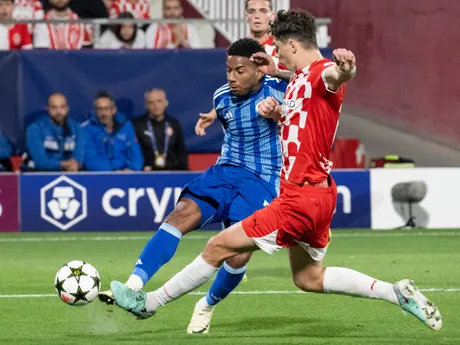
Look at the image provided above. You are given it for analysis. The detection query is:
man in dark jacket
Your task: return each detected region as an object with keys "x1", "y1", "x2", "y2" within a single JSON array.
[
  {"x1": 133, "y1": 89, "x2": 188, "y2": 171},
  {"x1": 0, "y1": 130, "x2": 13, "y2": 171},
  {"x1": 24, "y1": 93, "x2": 84, "y2": 171},
  {"x1": 82, "y1": 92, "x2": 143, "y2": 171}
]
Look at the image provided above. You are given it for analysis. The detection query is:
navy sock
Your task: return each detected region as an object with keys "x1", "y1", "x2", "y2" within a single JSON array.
[
  {"x1": 132, "y1": 223, "x2": 182, "y2": 285},
  {"x1": 206, "y1": 262, "x2": 246, "y2": 306}
]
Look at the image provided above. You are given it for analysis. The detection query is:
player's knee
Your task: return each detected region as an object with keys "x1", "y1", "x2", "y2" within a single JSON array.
[
  {"x1": 164, "y1": 198, "x2": 201, "y2": 234},
  {"x1": 202, "y1": 235, "x2": 230, "y2": 266}
]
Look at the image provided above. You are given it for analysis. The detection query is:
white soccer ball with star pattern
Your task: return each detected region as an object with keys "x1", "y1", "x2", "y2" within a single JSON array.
[{"x1": 54, "y1": 260, "x2": 101, "y2": 306}]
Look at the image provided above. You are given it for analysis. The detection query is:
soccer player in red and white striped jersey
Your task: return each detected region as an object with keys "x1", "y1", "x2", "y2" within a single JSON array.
[
  {"x1": 33, "y1": 0, "x2": 91, "y2": 50},
  {"x1": 110, "y1": 0, "x2": 149, "y2": 19},
  {"x1": 107, "y1": 9, "x2": 443, "y2": 333},
  {"x1": 245, "y1": 0, "x2": 277, "y2": 59},
  {"x1": 0, "y1": 0, "x2": 32, "y2": 50}
]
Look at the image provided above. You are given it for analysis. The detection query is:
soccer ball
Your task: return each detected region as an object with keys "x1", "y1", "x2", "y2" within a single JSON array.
[{"x1": 54, "y1": 260, "x2": 101, "y2": 306}]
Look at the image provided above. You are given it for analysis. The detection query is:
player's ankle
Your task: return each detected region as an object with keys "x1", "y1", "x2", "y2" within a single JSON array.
[{"x1": 125, "y1": 274, "x2": 144, "y2": 291}]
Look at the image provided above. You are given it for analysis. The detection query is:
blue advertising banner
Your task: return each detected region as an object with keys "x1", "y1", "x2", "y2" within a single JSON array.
[
  {"x1": 19, "y1": 171, "x2": 371, "y2": 232},
  {"x1": 331, "y1": 170, "x2": 371, "y2": 229},
  {"x1": 20, "y1": 172, "x2": 199, "y2": 232}
]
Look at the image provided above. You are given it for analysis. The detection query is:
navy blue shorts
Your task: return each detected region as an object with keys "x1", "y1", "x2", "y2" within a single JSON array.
[{"x1": 180, "y1": 164, "x2": 278, "y2": 228}]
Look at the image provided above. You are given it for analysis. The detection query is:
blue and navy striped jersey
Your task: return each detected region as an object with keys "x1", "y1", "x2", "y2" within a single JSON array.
[{"x1": 213, "y1": 76, "x2": 288, "y2": 190}]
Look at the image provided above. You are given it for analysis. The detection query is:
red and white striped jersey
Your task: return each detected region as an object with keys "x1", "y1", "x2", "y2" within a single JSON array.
[
  {"x1": 280, "y1": 59, "x2": 346, "y2": 184},
  {"x1": 0, "y1": 24, "x2": 32, "y2": 50},
  {"x1": 261, "y1": 36, "x2": 277, "y2": 57},
  {"x1": 13, "y1": 0, "x2": 44, "y2": 20},
  {"x1": 257, "y1": 35, "x2": 287, "y2": 69},
  {"x1": 145, "y1": 23, "x2": 201, "y2": 49},
  {"x1": 33, "y1": 9, "x2": 92, "y2": 50},
  {"x1": 110, "y1": 0, "x2": 150, "y2": 19}
]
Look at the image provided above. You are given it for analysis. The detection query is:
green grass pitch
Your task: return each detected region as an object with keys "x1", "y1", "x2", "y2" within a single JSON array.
[{"x1": 0, "y1": 230, "x2": 459, "y2": 345}]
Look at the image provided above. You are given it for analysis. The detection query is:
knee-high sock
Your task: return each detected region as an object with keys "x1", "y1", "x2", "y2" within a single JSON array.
[
  {"x1": 145, "y1": 255, "x2": 219, "y2": 312},
  {"x1": 206, "y1": 262, "x2": 247, "y2": 306},
  {"x1": 323, "y1": 267, "x2": 399, "y2": 305},
  {"x1": 126, "y1": 223, "x2": 183, "y2": 290}
]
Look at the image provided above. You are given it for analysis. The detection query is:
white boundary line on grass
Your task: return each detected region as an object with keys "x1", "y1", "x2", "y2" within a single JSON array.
[
  {"x1": 1, "y1": 288, "x2": 459, "y2": 299},
  {"x1": 1, "y1": 231, "x2": 460, "y2": 243}
]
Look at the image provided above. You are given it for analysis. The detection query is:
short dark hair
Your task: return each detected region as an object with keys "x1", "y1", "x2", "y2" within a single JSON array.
[
  {"x1": 95, "y1": 91, "x2": 114, "y2": 103},
  {"x1": 270, "y1": 9, "x2": 318, "y2": 49},
  {"x1": 227, "y1": 37, "x2": 266, "y2": 59},
  {"x1": 245, "y1": 0, "x2": 273, "y2": 11}
]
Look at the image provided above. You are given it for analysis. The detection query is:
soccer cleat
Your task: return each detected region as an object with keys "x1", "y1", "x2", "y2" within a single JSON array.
[
  {"x1": 98, "y1": 289, "x2": 116, "y2": 305},
  {"x1": 187, "y1": 297, "x2": 216, "y2": 334},
  {"x1": 110, "y1": 281, "x2": 154, "y2": 320},
  {"x1": 393, "y1": 279, "x2": 442, "y2": 331}
]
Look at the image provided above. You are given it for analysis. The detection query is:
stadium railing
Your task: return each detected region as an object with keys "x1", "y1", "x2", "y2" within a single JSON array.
[{"x1": 0, "y1": 17, "x2": 332, "y2": 48}]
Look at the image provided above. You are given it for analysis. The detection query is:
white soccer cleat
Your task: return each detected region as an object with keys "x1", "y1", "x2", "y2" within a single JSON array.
[
  {"x1": 393, "y1": 279, "x2": 442, "y2": 331},
  {"x1": 98, "y1": 289, "x2": 116, "y2": 305},
  {"x1": 187, "y1": 297, "x2": 215, "y2": 334}
]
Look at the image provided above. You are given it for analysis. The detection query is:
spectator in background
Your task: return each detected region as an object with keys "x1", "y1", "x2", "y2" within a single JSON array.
[
  {"x1": 133, "y1": 89, "x2": 188, "y2": 171},
  {"x1": 0, "y1": 130, "x2": 13, "y2": 171},
  {"x1": 13, "y1": 0, "x2": 44, "y2": 34},
  {"x1": 110, "y1": 0, "x2": 149, "y2": 19},
  {"x1": 97, "y1": 11, "x2": 145, "y2": 49},
  {"x1": 0, "y1": 0, "x2": 32, "y2": 50},
  {"x1": 42, "y1": 0, "x2": 108, "y2": 18},
  {"x1": 82, "y1": 92, "x2": 143, "y2": 172},
  {"x1": 145, "y1": 0, "x2": 201, "y2": 49},
  {"x1": 103, "y1": 0, "x2": 112, "y2": 12},
  {"x1": 34, "y1": 0, "x2": 92, "y2": 49},
  {"x1": 13, "y1": 0, "x2": 43, "y2": 20},
  {"x1": 24, "y1": 93, "x2": 84, "y2": 171}
]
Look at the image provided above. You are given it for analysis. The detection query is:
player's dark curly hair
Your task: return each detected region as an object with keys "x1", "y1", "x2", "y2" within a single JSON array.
[
  {"x1": 270, "y1": 9, "x2": 318, "y2": 49},
  {"x1": 227, "y1": 37, "x2": 266, "y2": 59}
]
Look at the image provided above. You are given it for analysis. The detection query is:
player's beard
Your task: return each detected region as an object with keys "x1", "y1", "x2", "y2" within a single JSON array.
[{"x1": 50, "y1": 3, "x2": 70, "y2": 12}]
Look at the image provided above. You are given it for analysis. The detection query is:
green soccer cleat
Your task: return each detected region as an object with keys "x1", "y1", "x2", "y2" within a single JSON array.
[
  {"x1": 393, "y1": 279, "x2": 442, "y2": 331},
  {"x1": 110, "y1": 281, "x2": 154, "y2": 320}
]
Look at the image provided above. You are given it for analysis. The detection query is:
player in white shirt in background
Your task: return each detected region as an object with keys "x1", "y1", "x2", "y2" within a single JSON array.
[
  {"x1": 97, "y1": 11, "x2": 145, "y2": 49},
  {"x1": 145, "y1": 0, "x2": 201, "y2": 49}
]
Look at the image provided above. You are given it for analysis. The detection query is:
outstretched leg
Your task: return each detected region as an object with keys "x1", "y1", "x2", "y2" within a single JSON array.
[
  {"x1": 288, "y1": 245, "x2": 442, "y2": 331},
  {"x1": 126, "y1": 198, "x2": 202, "y2": 289},
  {"x1": 99, "y1": 198, "x2": 201, "y2": 304},
  {"x1": 109, "y1": 222, "x2": 258, "y2": 318}
]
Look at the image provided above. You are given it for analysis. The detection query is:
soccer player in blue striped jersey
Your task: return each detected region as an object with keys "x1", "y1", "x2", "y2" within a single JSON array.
[{"x1": 99, "y1": 38, "x2": 289, "y2": 333}]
